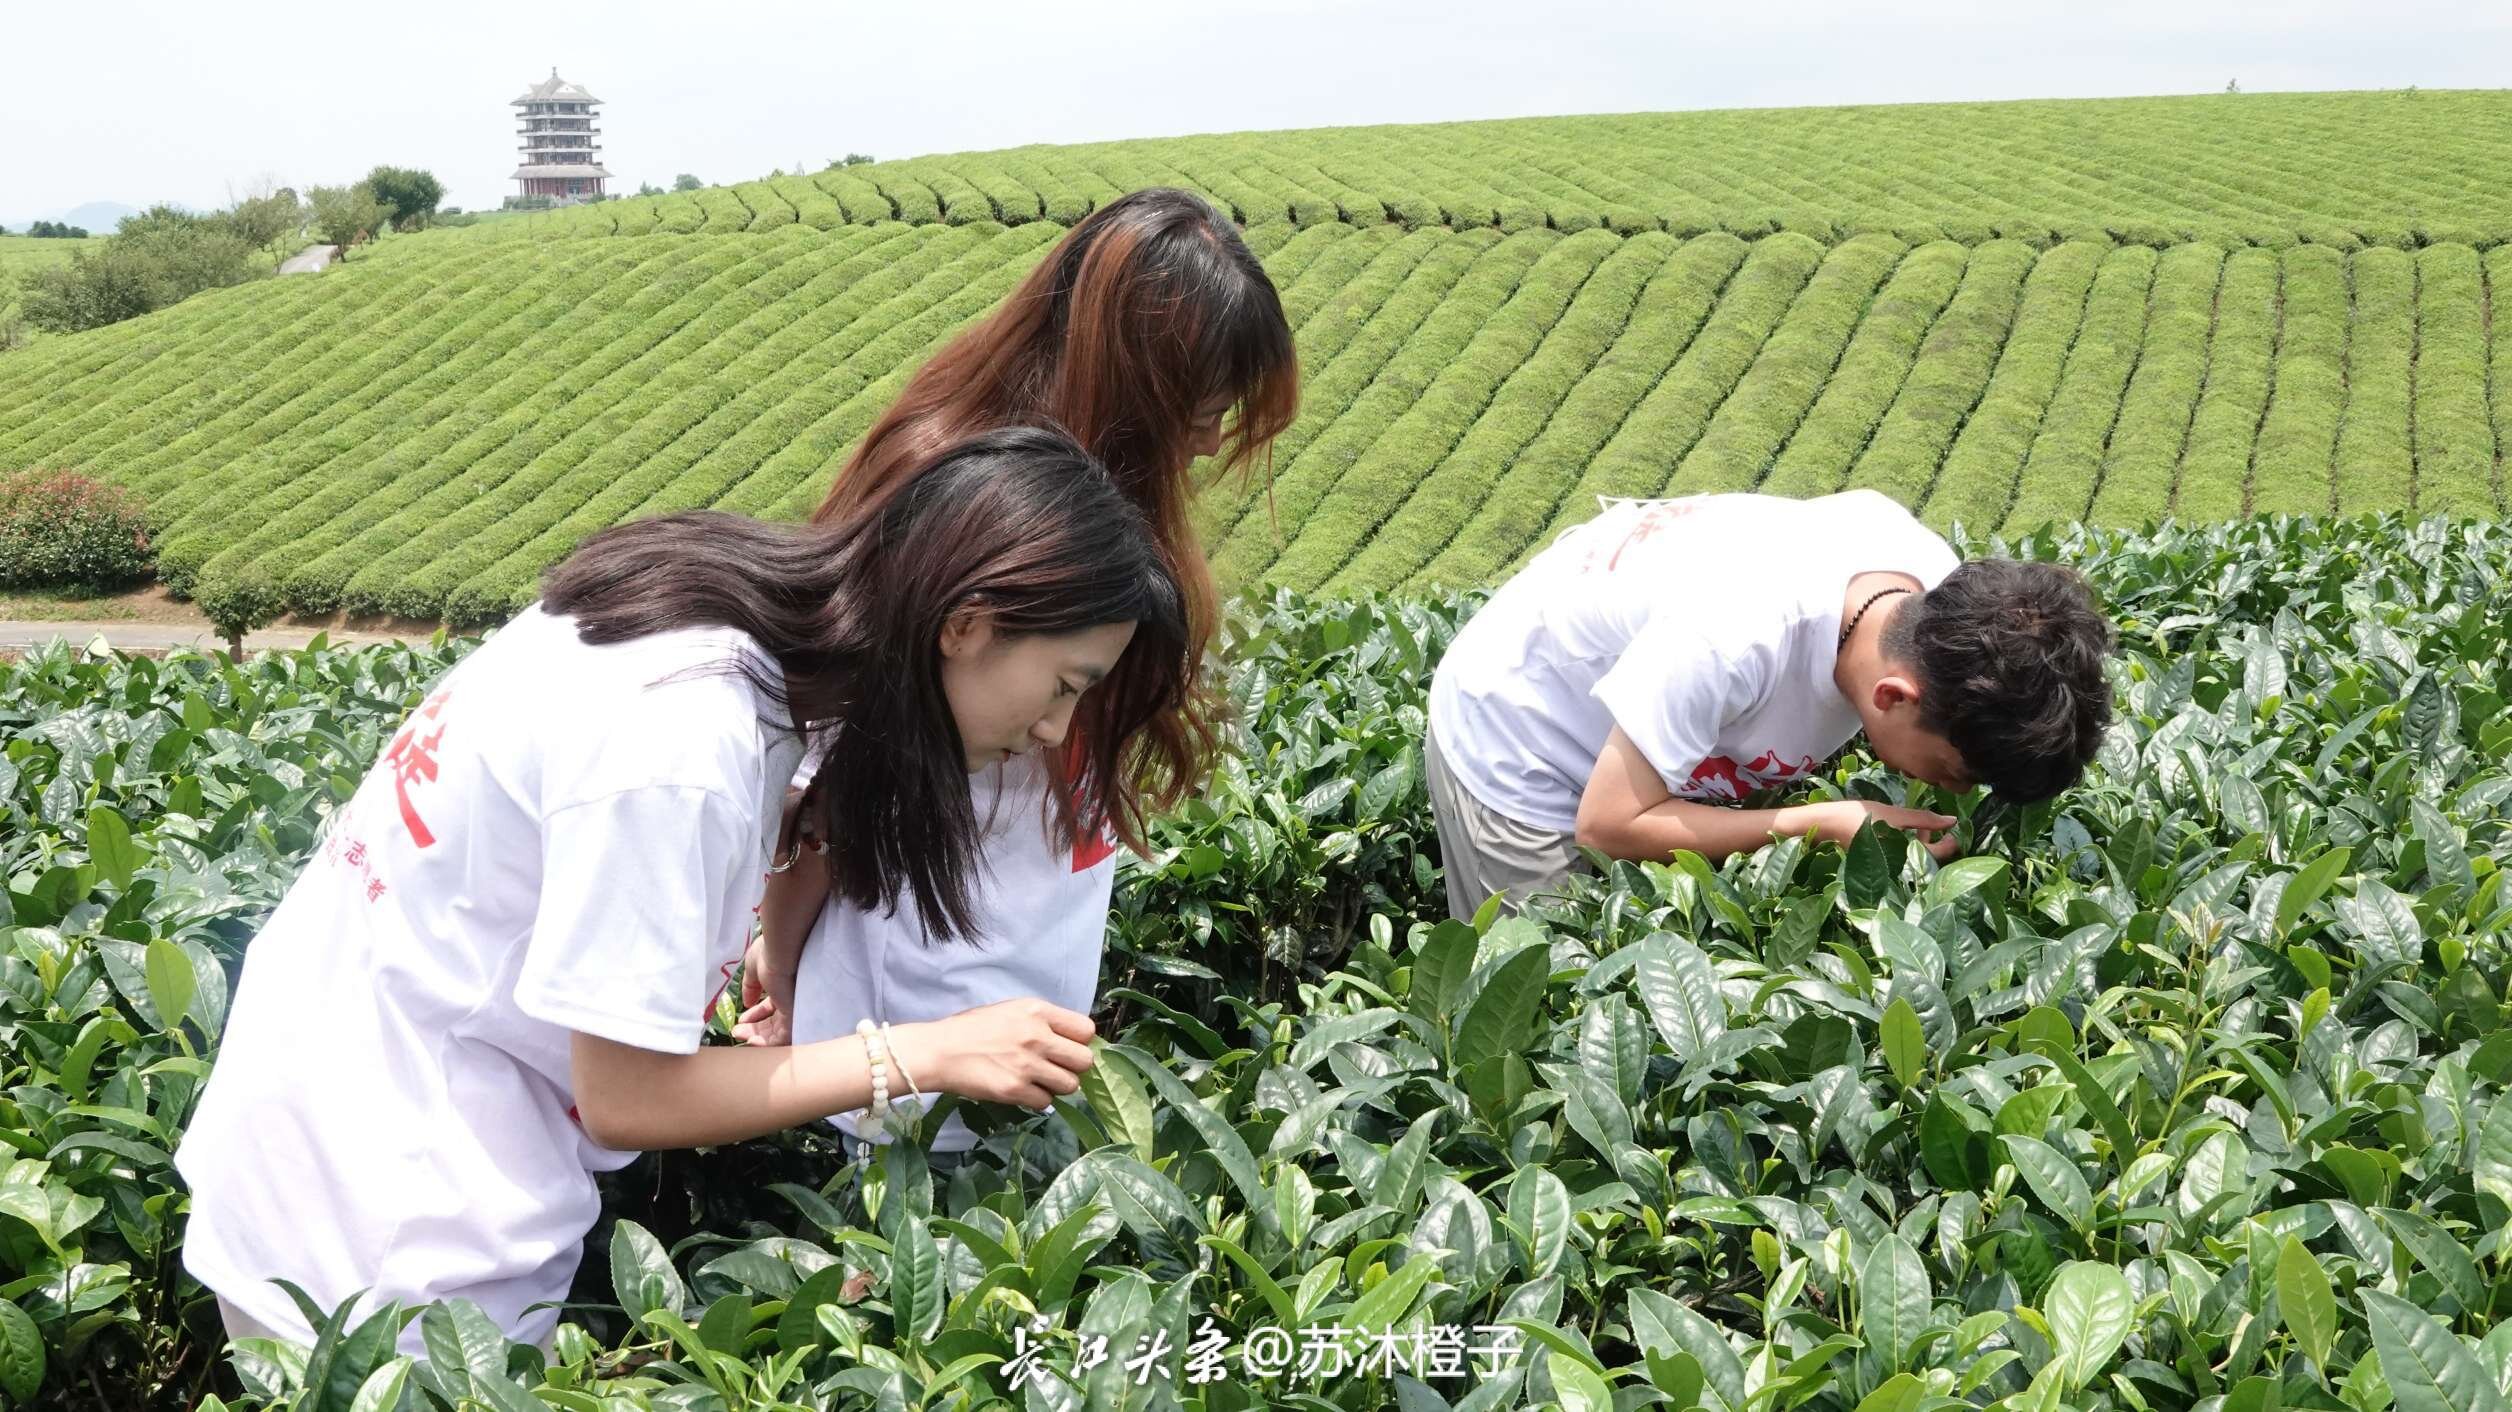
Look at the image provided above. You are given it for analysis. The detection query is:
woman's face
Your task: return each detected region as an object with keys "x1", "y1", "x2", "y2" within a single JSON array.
[
  {"x1": 937, "y1": 615, "x2": 1139, "y2": 773},
  {"x1": 1185, "y1": 396, "x2": 1234, "y2": 462}
]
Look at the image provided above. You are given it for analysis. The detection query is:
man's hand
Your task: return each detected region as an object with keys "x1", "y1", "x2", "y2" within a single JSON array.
[{"x1": 1822, "y1": 799, "x2": 1960, "y2": 860}]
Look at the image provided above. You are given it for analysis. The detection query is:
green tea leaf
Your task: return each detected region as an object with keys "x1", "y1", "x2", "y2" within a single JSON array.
[
  {"x1": 2363, "y1": 1288, "x2": 2509, "y2": 1412},
  {"x1": 2277, "y1": 847, "x2": 2353, "y2": 937},
  {"x1": 85, "y1": 807, "x2": 139, "y2": 890},
  {"x1": 1881, "y1": 997, "x2": 1926, "y2": 1088},
  {"x1": 1857, "y1": 1233, "x2": 1930, "y2": 1374},
  {"x1": 144, "y1": 937, "x2": 195, "y2": 1038},
  {"x1": 2277, "y1": 1236, "x2": 2337, "y2": 1372},
  {"x1": 2003, "y1": 1135, "x2": 2094, "y2": 1230},
  {"x1": 1452, "y1": 942, "x2": 1551, "y2": 1070},
  {"x1": 2043, "y1": 1261, "x2": 2133, "y2": 1390}
]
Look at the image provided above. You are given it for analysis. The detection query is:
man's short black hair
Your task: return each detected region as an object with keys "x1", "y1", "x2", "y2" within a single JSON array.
[{"x1": 1881, "y1": 560, "x2": 2115, "y2": 804}]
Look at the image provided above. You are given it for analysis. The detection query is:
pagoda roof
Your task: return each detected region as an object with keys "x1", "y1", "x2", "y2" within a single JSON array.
[
  {"x1": 512, "y1": 163, "x2": 614, "y2": 179},
  {"x1": 512, "y1": 68, "x2": 602, "y2": 105}
]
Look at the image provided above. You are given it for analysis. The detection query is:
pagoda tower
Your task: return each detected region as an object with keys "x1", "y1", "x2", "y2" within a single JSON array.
[{"x1": 511, "y1": 69, "x2": 611, "y2": 205}]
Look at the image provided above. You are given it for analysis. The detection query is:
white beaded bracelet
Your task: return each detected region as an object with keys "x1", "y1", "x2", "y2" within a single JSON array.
[
  {"x1": 856, "y1": 1019, "x2": 892, "y2": 1141},
  {"x1": 881, "y1": 1022, "x2": 925, "y2": 1133}
]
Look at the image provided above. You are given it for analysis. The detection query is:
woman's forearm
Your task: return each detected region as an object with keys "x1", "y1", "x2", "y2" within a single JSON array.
[
  {"x1": 572, "y1": 1025, "x2": 931, "y2": 1151},
  {"x1": 756, "y1": 861, "x2": 828, "y2": 975}
]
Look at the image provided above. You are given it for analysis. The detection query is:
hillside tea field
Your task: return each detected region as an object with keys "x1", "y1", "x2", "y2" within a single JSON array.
[
  {"x1": 5, "y1": 211, "x2": 2512, "y2": 628},
  {"x1": 4, "y1": 92, "x2": 2512, "y2": 632},
  {"x1": 7, "y1": 516, "x2": 2512, "y2": 1411}
]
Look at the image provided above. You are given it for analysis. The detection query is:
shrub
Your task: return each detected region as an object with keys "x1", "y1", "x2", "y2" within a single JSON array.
[
  {"x1": 0, "y1": 467, "x2": 150, "y2": 588},
  {"x1": 20, "y1": 207, "x2": 259, "y2": 332}
]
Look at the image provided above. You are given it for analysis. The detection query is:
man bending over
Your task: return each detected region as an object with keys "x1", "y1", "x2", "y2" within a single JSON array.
[{"x1": 1424, "y1": 490, "x2": 2114, "y2": 921}]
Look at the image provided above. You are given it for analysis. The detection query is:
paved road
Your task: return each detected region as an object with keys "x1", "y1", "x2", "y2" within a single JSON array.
[
  {"x1": 0, "y1": 620, "x2": 413, "y2": 657},
  {"x1": 278, "y1": 244, "x2": 340, "y2": 274}
]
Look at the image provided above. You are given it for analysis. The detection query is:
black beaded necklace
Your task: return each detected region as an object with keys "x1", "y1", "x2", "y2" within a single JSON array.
[{"x1": 1838, "y1": 585, "x2": 1913, "y2": 651}]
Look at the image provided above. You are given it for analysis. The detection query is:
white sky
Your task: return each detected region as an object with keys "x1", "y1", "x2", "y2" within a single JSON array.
[{"x1": 3, "y1": 0, "x2": 2506, "y2": 225}]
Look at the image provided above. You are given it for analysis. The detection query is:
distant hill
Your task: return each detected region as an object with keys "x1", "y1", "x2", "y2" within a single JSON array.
[{"x1": 5, "y1": 201, "x2": 143, "y2": 236}]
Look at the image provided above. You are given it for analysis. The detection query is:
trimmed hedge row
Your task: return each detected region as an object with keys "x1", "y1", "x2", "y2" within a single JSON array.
[
  {"x1": 1999, "y1": 244, "x2": 2158, "y2": 532},
  {"x1": 1664, "y1": 232, "x2": 1911, "y2": 496},
  {"x1": 2086, "y1": 240, "x2": 2225, "y2": 525},
  {"x1": 1329, "y1": 231, "x2": 1671, "y2": 592},
  {"x1": 1415, "y1": 233, "x2": 1749, "y2": 588},
  {"x1": 2411, "y1": 243, "x2": 2498, "y2": 516},
  {"x1": 157, "y1": 241, "x2": 686, "y2": 600},
  {"x1": 2332, "y1": 247, "x2": 2416, "y2": 517},
  {"x1": 1207, "y1": 230, "x2": 1549, "y2": 584},
  {"x1": 466, "y1": 92, "x2": 2512, "y2": 256},
  {"x1": 1758, "y1": 239, "x2": 1972, "y2": 500},
  {"x1": 1837, "y1": 239, "x2": 2039, "y2": 508},
  {"x1": 2248, "y1": 245, "x2": 2351, "y2": 517},
  {"x1": 2170, "y1": 246, "x2": 2281, "y2": 520},
  {"x1": 1518, "y1": 231, "x2": 1827, "y2": 546},
  {"x1": 339, "y1": 230, "x2": 928, "y2": 623},
  {"x1": 1194, "y1": 227, "x2": 1468, "y2": 547}
]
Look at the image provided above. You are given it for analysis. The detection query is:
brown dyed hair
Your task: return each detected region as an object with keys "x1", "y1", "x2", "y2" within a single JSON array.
[
  {"x1": 814, "y1": 188, "x2": 1300, "y2": 818},
  {"x1": 544, "y1": 427, "x2": 1189, "y2": 943}
]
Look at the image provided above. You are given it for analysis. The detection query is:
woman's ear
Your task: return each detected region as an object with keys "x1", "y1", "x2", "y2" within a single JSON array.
[{"x1": 938, "y1": 605, "x2": 994, "y2": 660}]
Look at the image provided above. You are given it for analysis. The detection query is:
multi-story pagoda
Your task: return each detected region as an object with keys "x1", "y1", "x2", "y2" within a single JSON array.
[{"x1": 511, "y1": 69, "x2": 611, "y2": 205}]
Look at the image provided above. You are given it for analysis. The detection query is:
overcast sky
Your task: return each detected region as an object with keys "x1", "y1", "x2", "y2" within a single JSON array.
[{"x1": 5, "y1": 0, "x2": 2506, "y2": 226}]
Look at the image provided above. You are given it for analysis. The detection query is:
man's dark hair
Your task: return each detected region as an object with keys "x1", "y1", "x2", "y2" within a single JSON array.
[{"x1": 1881, "y1": 560, "x2": 2115, "y2": 804}]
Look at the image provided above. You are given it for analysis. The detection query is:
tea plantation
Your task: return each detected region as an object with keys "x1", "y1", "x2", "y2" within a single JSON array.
[
  {"x1": 9, "y1": 515, "x2": 2512, "y2": 1412},
  {"x1": 5, "y1": 92, "x2": 2512, "y2": 630}
]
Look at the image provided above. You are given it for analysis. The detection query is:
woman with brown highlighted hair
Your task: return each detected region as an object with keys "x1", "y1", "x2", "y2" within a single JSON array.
[{"x1": 738, "y1": 188, "x2": 1300, "y2": 1162}]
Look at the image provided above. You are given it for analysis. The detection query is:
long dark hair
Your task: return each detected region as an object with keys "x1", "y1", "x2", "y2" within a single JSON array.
[
  {"x1": 815, "y1": 188, "x2": 1300, "y2": 817},
  {"x1": 543, "y1": 427, "x2": 1189, "y2": 943}
]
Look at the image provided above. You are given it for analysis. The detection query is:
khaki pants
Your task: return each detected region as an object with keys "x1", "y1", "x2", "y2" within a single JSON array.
[{"x1": 1423, "y1": 723, "x2": 1585, "y2": 922}]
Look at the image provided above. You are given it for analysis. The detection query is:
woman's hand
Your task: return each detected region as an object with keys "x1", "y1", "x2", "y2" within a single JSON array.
[
  {"x1": 732, "y1": 932, "x2": 795, "y2": 1046},
  {"x1": 889, "y1": 999, "x2": 1098, "y2": 1111}
]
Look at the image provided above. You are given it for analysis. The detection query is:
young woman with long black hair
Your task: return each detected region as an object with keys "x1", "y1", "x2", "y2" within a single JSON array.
[{"x1": 173, "y1": 427, "x2": 1190, "y2": 1351}]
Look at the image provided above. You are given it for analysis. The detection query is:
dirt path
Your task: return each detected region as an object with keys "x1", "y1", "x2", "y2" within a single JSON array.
[
  {"x1": 278, "y1": 244, "x2": 340, "y2": 274},
  {"x1": 1, "y1": 585, "x2": 445, "y2": 658}
]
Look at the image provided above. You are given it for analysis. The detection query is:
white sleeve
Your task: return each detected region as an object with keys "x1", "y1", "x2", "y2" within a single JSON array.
[
  {"x1": 514, "y1": 784, "x2": 759, "y2": 1054},
  {"x1": 1590, "y1": 616, "x2": 1773, "y2": 793}
]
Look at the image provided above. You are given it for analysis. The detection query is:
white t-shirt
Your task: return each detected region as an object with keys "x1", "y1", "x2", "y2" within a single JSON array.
[
  {"x1": 787, "y1": 751, "x2": 1115, "y2": 1153},
  {"x1": 174, "y1": 603, "x2": 805, "y2": 1350},
  {"x1": 1429, "y1": 491, "x2": 1960, "y2": 832}
]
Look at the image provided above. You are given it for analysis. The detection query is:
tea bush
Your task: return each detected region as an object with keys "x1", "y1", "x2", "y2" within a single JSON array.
[{"x1": 9, "y1": 515, "x2": 2512, "y2": 1410}]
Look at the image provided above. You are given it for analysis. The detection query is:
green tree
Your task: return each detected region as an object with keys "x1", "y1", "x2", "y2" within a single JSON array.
[
  {"x1": 219, "y1": 187, "x2": 304, "y2": 252},
  {"x1": 672, "y1": 173, "x2": 703, "y2": 191},
  {"x1": 308, "y1": 183, "x2": 388, "y2": 254},
  {"x1": 636, "y1": 181, "x2": 664, "y2": 197},
  {"x1": 364, "y1": 166, "x2": 445, "y2": 230},
  {"x1": 22, "y1": 206, "x2": 257, "y2": 332}
]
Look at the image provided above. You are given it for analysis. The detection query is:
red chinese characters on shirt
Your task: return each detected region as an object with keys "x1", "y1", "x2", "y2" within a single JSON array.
[
  {"x1": 382, "y1": 690, "x2": 453, "y2": 848},
  {"x1": 1056, "y1": 737, "x2": 1118, "y2": 873},
  {"x1": 1681, "y1": 748, "x2": 1817, "y2": 802},
  {"x1": 319, "y1": 826, "x2": 387, "y2": 903},
  {"x1": 1578, "y1": 499, "x2": 1703, "y2": 575}
]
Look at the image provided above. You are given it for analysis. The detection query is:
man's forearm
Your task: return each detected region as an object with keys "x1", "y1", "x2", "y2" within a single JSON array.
[{"x1": 1580, "y1": 798, "x2": 1832, "y2": 866}]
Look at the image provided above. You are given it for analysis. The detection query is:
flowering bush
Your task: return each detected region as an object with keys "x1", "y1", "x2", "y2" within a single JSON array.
[{"x1": 0, "y1": 467, "x2": 151, "y2": 589}]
